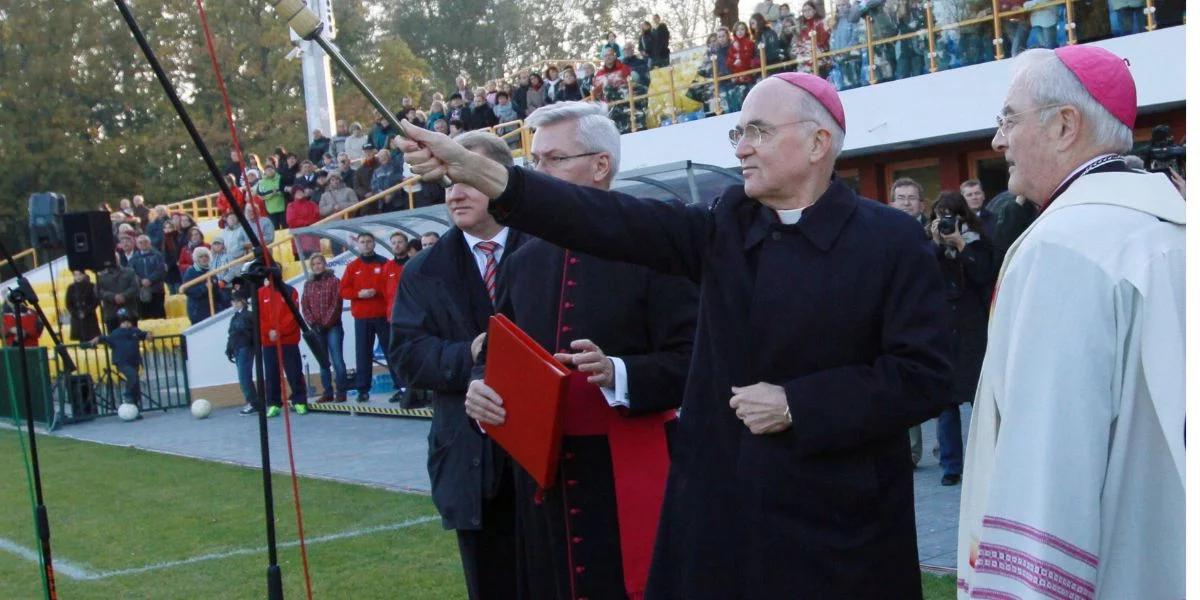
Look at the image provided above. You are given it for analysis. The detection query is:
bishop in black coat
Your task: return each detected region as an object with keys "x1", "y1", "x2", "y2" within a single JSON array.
[
  {"x1": 486, "y1": 166, "x2": 953, "y2": 599},
  {"x1": 488, "y1": 232, "x2": 698, "y2": 600},
  {"x1": 391, "y1": 226, "x2": 528, "y2": 600}
]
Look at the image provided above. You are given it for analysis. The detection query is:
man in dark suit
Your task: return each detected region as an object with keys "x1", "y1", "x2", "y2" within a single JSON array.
[
  {"x1": 399, "y1": 74, "x2": 952, "y2": 598},
  {"x1": 961, "y1": 178, "x2": 997, "y2": 238},
  {"x1": 461, "y1": 103, "x2": 698, "y2": 600},
  {"x1": 390, "y1": 131, "x2": 528, "y2": 600}
]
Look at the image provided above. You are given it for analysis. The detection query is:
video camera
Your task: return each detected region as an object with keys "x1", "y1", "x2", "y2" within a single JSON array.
[{"x1": 1138, "y1": 125, "x2": 1186, "y2": 175}]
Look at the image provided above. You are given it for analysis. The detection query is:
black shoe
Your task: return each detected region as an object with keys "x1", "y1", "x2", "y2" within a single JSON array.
[
  {"x1": 334, "y1": 393, "x2": 347, "y2": 403},
  {"x1": 388, "y1": 389, "x2": 406, "y2": 404},
  {"x1": 239, "y1": 403, "x2": 257, "y2": 416},
  {"x1": 317, "y1": 393, "x2": 333, "y2": 404},
  {"x1": 941, "y1": 474, "x2": 961, "y2": 486},
  {"x1": 356, "y1": 392, "x2": 369, "y2": 403}
]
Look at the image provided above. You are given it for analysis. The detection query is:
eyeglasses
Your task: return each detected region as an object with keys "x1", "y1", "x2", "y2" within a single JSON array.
[
  {"x1": 994, "y1": 104, "x2": 1064, "y2": 139},
  {"x1": 728, "y1": 120, "x2": 817, "y2": 148},
  {"x1": 527, "y1": 152, "x2": 600, "y2": 169}
]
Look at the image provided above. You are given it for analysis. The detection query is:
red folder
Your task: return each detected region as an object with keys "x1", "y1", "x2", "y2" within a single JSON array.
[{"x1": 482, "y1": 314, "x2": 570, "y2": 488}]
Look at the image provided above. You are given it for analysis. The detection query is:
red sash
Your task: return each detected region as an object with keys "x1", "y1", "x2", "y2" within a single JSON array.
[{"x1": 561, "y1": 372, "x2": 672, "y2": 600}]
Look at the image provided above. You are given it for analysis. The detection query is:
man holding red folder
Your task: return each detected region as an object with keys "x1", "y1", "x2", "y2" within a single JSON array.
[
  {"x1": 391, "y1": 132, "x2": 530, "y2": 600},
  {"x1": 464, "y1": 103, "x2": 698, "y2": 600}
]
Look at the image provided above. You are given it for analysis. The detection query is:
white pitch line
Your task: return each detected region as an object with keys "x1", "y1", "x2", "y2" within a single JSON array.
[
  {"x1": 0, "y1": 536, "x2": 99, "y2": 580},
  {"x1": 0, "y1": 516, "x2": 440, "y2": 582}
]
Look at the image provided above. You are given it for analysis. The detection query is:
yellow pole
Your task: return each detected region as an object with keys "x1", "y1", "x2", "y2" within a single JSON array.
[
  {"x1": 810, "y1": 31, "x2": 819, "y2": 74},
  {"x1": 408, "y1": 184, "x2": 415, "y2": 210},
  {"x1": 1065, "y1": 0, "x2": 1078, "y2": 44},
  {"x1": 992, "y1": 0, "x2": 1005, "y2": 60},
  {"x1": 712, "y1": 57, "x2": 723, "y2": 115},
  {"x1": 667, "y1": 66, "x2": 679, "y2": 122},
  {"x1": 926, "y1": 2, "x2": 939, "y2": 72},
  {"x1": 865, "y1": 17, "x2": 878, "y2": 85},
  {"x1": 206, "y1": 278, "x2": 215, "y2": 316},
  {"x1": 1145, "y1": 0, "x2": 1157, "y2": 30},
  {"x1": 758, "y1": 45, "x2": 768, "y2": 79},
  {"x1": 628, "y1": 79, "x2": 638, "y2": 132}
]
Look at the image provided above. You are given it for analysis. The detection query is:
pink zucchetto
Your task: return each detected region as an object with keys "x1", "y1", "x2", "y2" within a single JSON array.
[
  {"x1": 769, "y1": 72, "x2": 846, "y2": 131},
  {"x1": 1054, "y1": 45, "x2": 1137, "y2": 129}
]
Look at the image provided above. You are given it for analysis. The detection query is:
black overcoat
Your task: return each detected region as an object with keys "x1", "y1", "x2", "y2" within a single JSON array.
[
  {"x1": 492, "y1": 236, "x2": 698, "y2": 600},
  {"x1": 390, "y1": 227, "x2": 527, "y2": 531},
  {"x1": 489, "y1": 168, "x2": 954, "y2": 599}
]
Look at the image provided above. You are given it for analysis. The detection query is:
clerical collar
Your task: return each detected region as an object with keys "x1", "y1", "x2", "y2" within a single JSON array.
[
  {"x1": 1046, "y1": 154, "x2": 1128, "y2": 207},
  {"x1": 774, "y1": 207, "x2": 804, "y2": 225}
]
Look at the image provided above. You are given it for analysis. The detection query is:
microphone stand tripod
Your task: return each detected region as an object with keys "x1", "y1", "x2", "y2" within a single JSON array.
[{"x1": 0, "y1": 236, "x2": 77, "y2": 600}]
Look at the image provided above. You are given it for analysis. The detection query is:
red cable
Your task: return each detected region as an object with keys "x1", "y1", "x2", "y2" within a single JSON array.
[{"x1": 194, "y1": 2, "x2": 314, "y2": 598}]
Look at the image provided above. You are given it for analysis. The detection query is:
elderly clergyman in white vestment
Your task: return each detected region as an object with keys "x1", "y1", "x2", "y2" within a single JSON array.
[{"x1": 956, "y1": 46, "x2": 1184, "y2": 599}]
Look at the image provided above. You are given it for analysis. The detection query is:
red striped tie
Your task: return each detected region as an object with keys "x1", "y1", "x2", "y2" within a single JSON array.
[{"x1": 476, "y1": 241, "x2": 500, "y2": 305}]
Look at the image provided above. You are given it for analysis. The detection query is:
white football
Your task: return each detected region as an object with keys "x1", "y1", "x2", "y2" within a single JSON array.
[
  {"x1": 191, "y1": 399, "x2": 213, "y2": 419},
  {"x1": 117, "y1": 403, "x2": 140, "y2": 421}
]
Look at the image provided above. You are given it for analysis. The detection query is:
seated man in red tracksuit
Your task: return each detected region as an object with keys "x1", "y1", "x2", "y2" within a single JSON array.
[
  {"x1": 259, "y1": 282, "x2": 307, "y2": 417},
  {"x1": 339, "y1": 234, "x2": 402, "y2": 402}
]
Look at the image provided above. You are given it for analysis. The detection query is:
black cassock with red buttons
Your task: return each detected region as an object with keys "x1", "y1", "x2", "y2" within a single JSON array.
[{"x1": 492, "y1": 234, "x2": 698, "y2": 600}]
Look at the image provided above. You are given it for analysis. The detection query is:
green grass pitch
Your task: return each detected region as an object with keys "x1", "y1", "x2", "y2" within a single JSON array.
[{"x1": 0, "y1": 430, "x2": 956, "y2": 598}]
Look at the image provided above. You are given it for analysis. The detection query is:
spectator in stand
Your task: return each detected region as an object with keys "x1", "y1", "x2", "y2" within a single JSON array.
[
  {"x1": 2, "y1": 303, "x2": 41, "y2": 348},
  {"x1": 302, "y1": 253, "x2": 348, "y2": 403},
  {"x1": 957, "y1": 0, "x2": 996, "y2": 67},
  {"x1": 449, "y1": 119, "x2": 466, "y2": 137},
  {"x1": 258, "y1": 280, "x2": 308, "y2": 417},
  {"x1": 446, "y1": 93, "x2": 468, "y2": 123},
  {"x1": 117, "y1": 235, "x2": 135, "y2": 267},
  {"x1": 331, "y1": 120, "x2": 349, "y2": 157},
  {"x1": 600, "y1": 31, "x2": 622, "y2": 59},
  {"x1": 66, "y1": 270, "x2": 102, "y2": 342},
  {"x1": 219, "y1": 212, "x2": 247, "y2": 260},
  {"x1": 543, "y1": 65, "x2": 562, "y2": 104},
  {"x1": 726, "y1": 21, "x2": 760, "y2": 109},
  {"x1": 132, "y1": 195, "x2": 151, "y2": 228},
  {"x1": 754, "y1": 0, "x2": 782, "y2": 24},
  {"x1": 779, "y1": 3, "x2": 794, "y2": 22},
  {"x1": 862, "y1": 0, "x2": 899, "y2": 82},
  {"x1": 525, "y1": 74, "x2": 547, "y2": 113},
  {"x1": 556, "y1": 67, "x2": 585, "y2": 102},
  {"x1": 87, "y1": 308, "x2": 149, "y2": 411},
  {"x1": 321, "y1": 152, "x2": 339, "y2": 174},
  {"x1": 354, "y1": 143, "x2": 378, "y2": 200},
  {"x1": 227, "y1": 293, "x2": 259, "y2": 415},
  {"x1": 420, "y1": 231, "x2": 440, "y2": 248},
  {"x1": 998, "y1": 0, "x2": 1029, "y2": 57},
  {"x1": 223, "y1": 148, "x2": 245, "y2": 184},
  {"x1": 928, "y1": 191, "x2": 996, "y2": 486},
  {"x1": 131, "y1": 234, "x2": 169, "y2": 319},
  {"x1": 830, "y1": 0, "x2": 865, "y2": 89},
  {"x1": 344, "y1": 123, "x2": 367, "y2": 162},
  {"x1": 578, "y1": 62, "x2": 596, "y2": 99},
  {"x1": 624, "y1": 41, "x2": 651, "y2": 84},
  {"x1": 1109, "y1": 0, "x2": 1146, "y2": 36},
  {"x1": 638, "y1": 21, "x2": 656, "y2": 66},
  {"x1": 895, "y1": 0, "x2": 928, "y2": 79},
  {"x1": 453, "y1": 75, "x2": 472, "y2": 103},
  {"x1": 308, "y1": 129, "x2": 331, "y2": 164},
  {"x1": 715, "y1": 0, "x2": 738, "y2": 28},
  {"x1": 176, "y1": 227, "x2": 208, "y2": 284},
  {"x1": 208, "y1": 239, "x2": 238, "y2": 291},
  {"x1": 117, "y1": 223, "x2": 139, "y2": 242},
  {"x1": 750, "y1": 12, "x2": 788, "y2": 73},
  {"x1": 595, "y1": 47, "x2": 632, "y2": 96},
  {"x1": 244, "y1": 204, "x2": 275, "y2": 245},
  {"x1": 511, "y1": 69, "x2": 531, "y2": 118},
  {"x1": 314, "y1": 169, "x2": 332, "y2": 202},
  {"x1": 370, "y1": 148, "x2": 405, "y2": 210},
  {"x1": 97, "y1": 261, "x2": 140, "y2": 333},
  {"x1": 485, "y1": 80, "x2": 500, "y2": 106},
  {"x1": 795, "y1": 2, "x2": 832, "y2": 74},
  {"x1": 319, "y1": 172, "x2": 359, "y2": 218},
  {"x1": 340, "y1": 234, "x2": 402, "y2": 403},
  {"x1": 1023, "y1": 0, "x2": 1059, "y2": 48},
  {"x1": 432, "y1": 118, "x2": 450, "y2": 135},
  {"x1": 182, "y1": 247, "x2": 230, "y2": 323},
  {"x1": 118, "y1": 198, "x2": 136, "y2": 222},
  {"x1": 466, "y1": 89, "x2": 500, "y2": 131},
  {"x1": 493, "y1": 91, "x2": 519, "y2": 129},
  {"x1": 335, "y1": 152, "x2": 355, "y2": 182},
  {"x1": 278, "y1": 154, "x2": 299, "y2": 195},
  {"x1": 146, "y1": 206, "x2": 169, "y2": 250},
  {"x1": 650, "y1": 15, "x2": 672, "y2": 67},
  {"x1": 370, "y1": 115, "x2": 396, "y2": 151},
  {"x1": 295, "y1": 160, "x2": 319, "y2": 189},
  {"x1": 161, "y1": 221, "x2": 183, "y2": 293},
  {"x1": 286, "y1": 185, "x2": 322, "y2": 257},
  {"x1": 427, "y1": 102, "x2": 447, "y2": 131},
  {"x1": 257, "y1": 164, "x2": 287, "y2": 229},
  {"x1": 960, "y1": 179, "x2": 996, "y2": 237}
]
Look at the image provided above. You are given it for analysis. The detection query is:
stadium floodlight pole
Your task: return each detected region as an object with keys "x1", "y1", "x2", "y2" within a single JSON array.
[
  {"x1": 0, "y1": 236, "x2": 76, "y2": 600},
  {"x1": 265, "y1": 0, "x2": 453, "y2": 188},
  {"x1": 111, "y1": 1, "x2": 331, "y2": 598}
]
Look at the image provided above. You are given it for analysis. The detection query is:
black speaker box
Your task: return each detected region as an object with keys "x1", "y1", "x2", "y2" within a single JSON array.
[
  {"x1": 62, "y1": 211, "x2": 117, "y2": 272},
  {"x1": 29, "y1": 192, "x2": 67, "y2": 250}
]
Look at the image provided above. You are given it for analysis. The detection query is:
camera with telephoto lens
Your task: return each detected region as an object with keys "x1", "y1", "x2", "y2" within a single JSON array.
[
  {"x1": 1143, "y1": 125, "x2": 1186, "y2": 175},
  {"x1": 937, "y1": 215, "x2": 959, "y2": 236}
]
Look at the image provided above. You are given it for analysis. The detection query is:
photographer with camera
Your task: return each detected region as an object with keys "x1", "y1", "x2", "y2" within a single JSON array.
[{"x1": 928, "y1": 191, "x2": 996, "y2": 486}]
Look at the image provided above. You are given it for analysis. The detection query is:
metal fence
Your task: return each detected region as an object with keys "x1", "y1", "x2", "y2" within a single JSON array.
[{"x1": 51, "y1": 334, "x2": 191, "y2": 425}]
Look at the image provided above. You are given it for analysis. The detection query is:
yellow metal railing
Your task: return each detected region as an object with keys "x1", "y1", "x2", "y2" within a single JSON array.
[
  {"x1": 178, "y1": 176, "x2": 421, "y2": 298},
  {"x1": 0, "y1": 247, "x2": 39, "y2": 271},
  {"x1": 164, "y1": 191, "x2": 222, "y2": 222}
]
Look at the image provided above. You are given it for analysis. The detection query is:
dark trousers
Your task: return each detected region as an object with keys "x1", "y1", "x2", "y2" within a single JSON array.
[
  {"x1": 234, "y1": 346, "x2": 256, "y2": 406},
  {"x1": 456, "y1": 468, "x2": 518, "y2": 600},
  {"x1": 115, "y1": 363, "x2": 141, "y2": 408},
  {"x1": 263, "y1": 343, "x2": 306, "y2": 408},
  {"x1": 139, "y1": 293, "x2": 166, "y2": 319},
  {"x1": 353, "y1": 317, "x2": 394, "y2": 394},
  {"x1": 938, "y1": 405, "x2": 964, "y2": 476}
]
